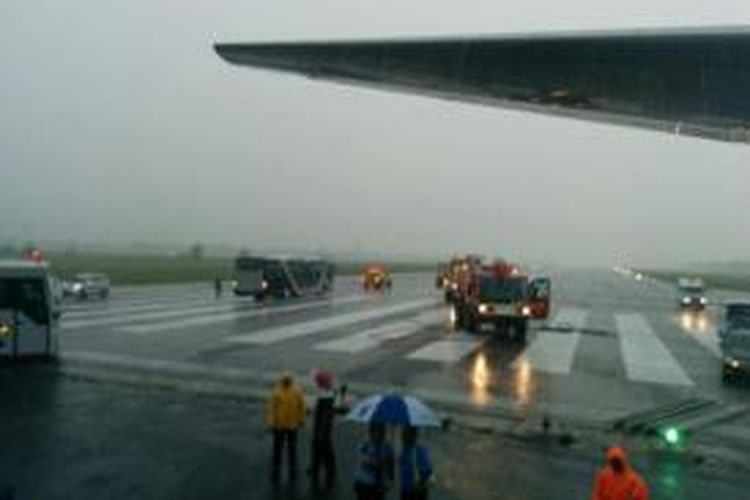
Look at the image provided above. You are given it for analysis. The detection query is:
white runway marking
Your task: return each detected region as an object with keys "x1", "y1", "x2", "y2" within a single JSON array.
[
  {"x1": 121, "y1": 295, "x2": 369, "y2": 334},
  {"x1": 407, "y1": 332, "x2": 484, "y2": 362},
  {"x1": 63, "y1": 301, "x2": 243, "y2": 329},
  {"x1": 228, "y1": 298, "x2": 437, "y2": 346},
  {"x1": 316, "y1": 310, "x2": 442, "y2": 353},
  {"x1": 63, "y1": 291, "x2": 211, "y2": 313},
  {"x1": 615, "y1": 314, "x2": 694, "y2": 386},
  {"x1": 63, "y1": 297, "x2": 238, "y2": 321},
  {"x1": 513, "y1": 308, "x2": 587, "y2": 374}
]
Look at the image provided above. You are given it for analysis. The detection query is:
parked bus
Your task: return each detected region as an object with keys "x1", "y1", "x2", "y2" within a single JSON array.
[
  {"x1": 0, "y1": 260, "x2": 61, "y2": 361},
  {"x1": 232, "y1": 255, "x2": 334, "y2": 301}
]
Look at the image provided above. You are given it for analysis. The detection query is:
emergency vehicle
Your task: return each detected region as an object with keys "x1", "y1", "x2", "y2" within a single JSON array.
[
  {"x1": 360, "y1": 265, "x2": 392, "y2": 292},
  {"x1": 452, "y1": 260, "x2": 532, "y2": 340}
]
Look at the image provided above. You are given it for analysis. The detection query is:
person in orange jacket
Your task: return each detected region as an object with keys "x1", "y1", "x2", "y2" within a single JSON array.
[
  {"x1": 591, "y1": 447, "x2": 649, "y2": 500},
  {"x1": 266, "y1": 372, "x2": 306, "y2": 483}
]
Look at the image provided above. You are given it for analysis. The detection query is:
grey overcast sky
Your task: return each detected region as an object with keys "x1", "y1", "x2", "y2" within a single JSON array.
[{"x1": 2, "y1": 1, "x2": 750, "y2": 266}]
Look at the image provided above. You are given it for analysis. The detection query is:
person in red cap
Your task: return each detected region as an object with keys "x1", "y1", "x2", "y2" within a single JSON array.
[
  {"x1": 591, "y1": 446, "x2": 649, "y2": 500},
  {"x1": 309, "y1": 368, "x2": 339, "y2": 489}
]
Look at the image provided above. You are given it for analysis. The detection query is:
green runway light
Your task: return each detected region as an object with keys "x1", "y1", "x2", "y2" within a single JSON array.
[{"x1": 664, "y1": 427, "x2": 681, "y2": 446}]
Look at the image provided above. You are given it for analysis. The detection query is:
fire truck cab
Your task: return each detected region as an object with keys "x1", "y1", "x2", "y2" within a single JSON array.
[
  {"x1": 527, "y1": 275, "x2": 551, "y2": 319},
  {"x1": 453, "y1": 261, "x2": 531, "y2": 341}
]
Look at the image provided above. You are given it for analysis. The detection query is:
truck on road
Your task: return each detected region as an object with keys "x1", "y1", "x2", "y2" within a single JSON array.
[
  {"x1": 360, "y1": 264, "x2": 392, "y2": 292},
  {"x1": 677, "y1": 277, "x2": 707, "y2": 310},
  {"x1": 452, "y1": 260, "x2": 532, "y2": 341}
]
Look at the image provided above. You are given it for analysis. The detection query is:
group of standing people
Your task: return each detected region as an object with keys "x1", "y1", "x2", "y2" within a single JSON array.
[
  {"x1": 266, "y1": 370, "x2": 346, "y2": 489},
  {"x1": 266, "y1": 371, "x2": 434, "y2": 499},
  {"x1": 266, "y1": 370, "x2": 649, "y2": 500}
]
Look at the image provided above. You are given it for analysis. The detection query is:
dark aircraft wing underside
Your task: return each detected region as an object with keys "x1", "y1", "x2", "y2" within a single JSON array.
[{"x1": 215, "y1": 27, "x2": 750, "y2": 143}]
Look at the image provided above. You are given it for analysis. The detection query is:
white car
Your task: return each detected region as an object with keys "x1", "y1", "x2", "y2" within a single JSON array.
[{"x1": 64, "y1": 273, "x2": 110, "y2": 300}]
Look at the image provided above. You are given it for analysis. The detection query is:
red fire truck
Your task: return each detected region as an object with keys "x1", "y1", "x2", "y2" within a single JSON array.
[
  {"x1": 452, "y1": 260, "x2": 532, "y2": 341},
  {"x1": 360, "y1": 264, "x2": 392, "y2": 292}
]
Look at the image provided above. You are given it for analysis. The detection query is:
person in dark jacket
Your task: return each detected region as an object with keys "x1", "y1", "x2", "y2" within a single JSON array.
[
  {"x1": 354, "y1": 423, "x2": 395, "y2": 500},
  {"x1": 398, "y1": 426, "x2": 433, "y2": 500},
  {"x1": 309, "y1": 369, "x2": 338, "y2": 488}
]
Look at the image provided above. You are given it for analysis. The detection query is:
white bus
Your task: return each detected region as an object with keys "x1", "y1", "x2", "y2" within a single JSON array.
[
  {"x1": 233, "y1": 255, "x2": 334, "y2": 301},
  {"x1": 0, "y1": 260, "x2": 61, "y2": 361}
]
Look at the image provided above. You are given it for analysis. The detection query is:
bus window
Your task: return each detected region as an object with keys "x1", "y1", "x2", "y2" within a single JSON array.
[{"x1": 0, "y1": 278, "x2": 48, "y2": 325}]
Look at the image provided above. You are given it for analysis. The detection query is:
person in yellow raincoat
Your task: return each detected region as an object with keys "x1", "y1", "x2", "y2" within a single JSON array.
[{"x1": 267, "y1": 372, "x2": 306, "y2": 483}]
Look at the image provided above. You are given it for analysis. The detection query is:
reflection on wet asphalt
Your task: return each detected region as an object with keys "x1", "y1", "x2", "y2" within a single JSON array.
[
  {"x1": 6, "y1": 270, "x2": 750, "y2": 498},
  {"x1": 4, "y1": 363, "x2": 750, "y2": 499},
  {"x1": 465, "y1": 336, "x2": 530, "y2": 406}
]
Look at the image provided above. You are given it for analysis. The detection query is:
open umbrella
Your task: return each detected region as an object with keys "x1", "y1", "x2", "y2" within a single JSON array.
[{"x1": 346, "y1": 393, "x2": 440, "y2": 427}]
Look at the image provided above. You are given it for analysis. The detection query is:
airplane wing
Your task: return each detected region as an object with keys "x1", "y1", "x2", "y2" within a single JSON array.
[{"x1": 214, "y1": 27, "x2": 750, "y2": 143}]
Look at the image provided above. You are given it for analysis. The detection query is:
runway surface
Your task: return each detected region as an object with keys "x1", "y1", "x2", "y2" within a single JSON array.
[{"x1": 58, "y1": 269, "x2": 750, "y2": 433}]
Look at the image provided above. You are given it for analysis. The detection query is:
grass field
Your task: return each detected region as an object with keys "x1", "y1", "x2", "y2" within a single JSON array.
[
  {"x1": 44, "y1": 252, "x2": 436, "y2": 286},
  {"x1": 641, "y1": 269, "x2": 750, "y2": 293}
]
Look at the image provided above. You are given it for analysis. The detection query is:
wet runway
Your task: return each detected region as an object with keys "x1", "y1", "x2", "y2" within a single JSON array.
[{"x1": 59, "y1": 269, "x2": 750, "y2": 427}]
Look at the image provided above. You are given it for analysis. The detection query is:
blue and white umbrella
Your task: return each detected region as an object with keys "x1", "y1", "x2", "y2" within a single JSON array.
[{"x1": 346, "y1": 393, "x2": 441, "y2": 427}]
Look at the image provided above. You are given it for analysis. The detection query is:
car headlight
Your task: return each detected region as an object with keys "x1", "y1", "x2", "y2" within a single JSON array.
[
  {"x1": 682, "y1": 297, "x2": 691, "y2": 304},
  {"x1": 478, "y1": 304, "x2": 491, "y2": 314},
  {"x1": 72, "y1": 283, "x2": 83, "y2": 292},
  {"x1": 262, "y1": 280, "x2": 269, "y2": 290},
  {"x1": 521, "y1": 305, "x2": 532, "y2": 316},
  {"x1": 700, "y1": 297, "x2": 707, "y2": 305}
]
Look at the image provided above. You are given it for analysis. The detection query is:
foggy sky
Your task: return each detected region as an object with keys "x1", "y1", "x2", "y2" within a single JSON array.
[{"x1": 2, "y1": 1, "x2": 750, "y2": 266}]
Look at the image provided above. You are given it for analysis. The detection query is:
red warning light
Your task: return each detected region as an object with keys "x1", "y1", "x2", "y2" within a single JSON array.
[{"x1": 26, "y1": 249, "x2": 44, "y2": 263}]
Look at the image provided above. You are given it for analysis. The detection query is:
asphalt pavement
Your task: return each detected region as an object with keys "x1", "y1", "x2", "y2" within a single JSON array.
[{"x1": 2, "y1": 268, "x2": 750, "y2": 498}]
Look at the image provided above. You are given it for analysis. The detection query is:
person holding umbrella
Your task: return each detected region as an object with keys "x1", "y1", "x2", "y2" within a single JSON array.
[
  {"x1": 354, "y1": 423, "x2": 395, "y2": 500},
  {"x1": 347, "y1": 393, "x2": 441, "y2": 500},
  {"x1": 399, "y1": 426, "x2": 434, "y2": 500}
]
